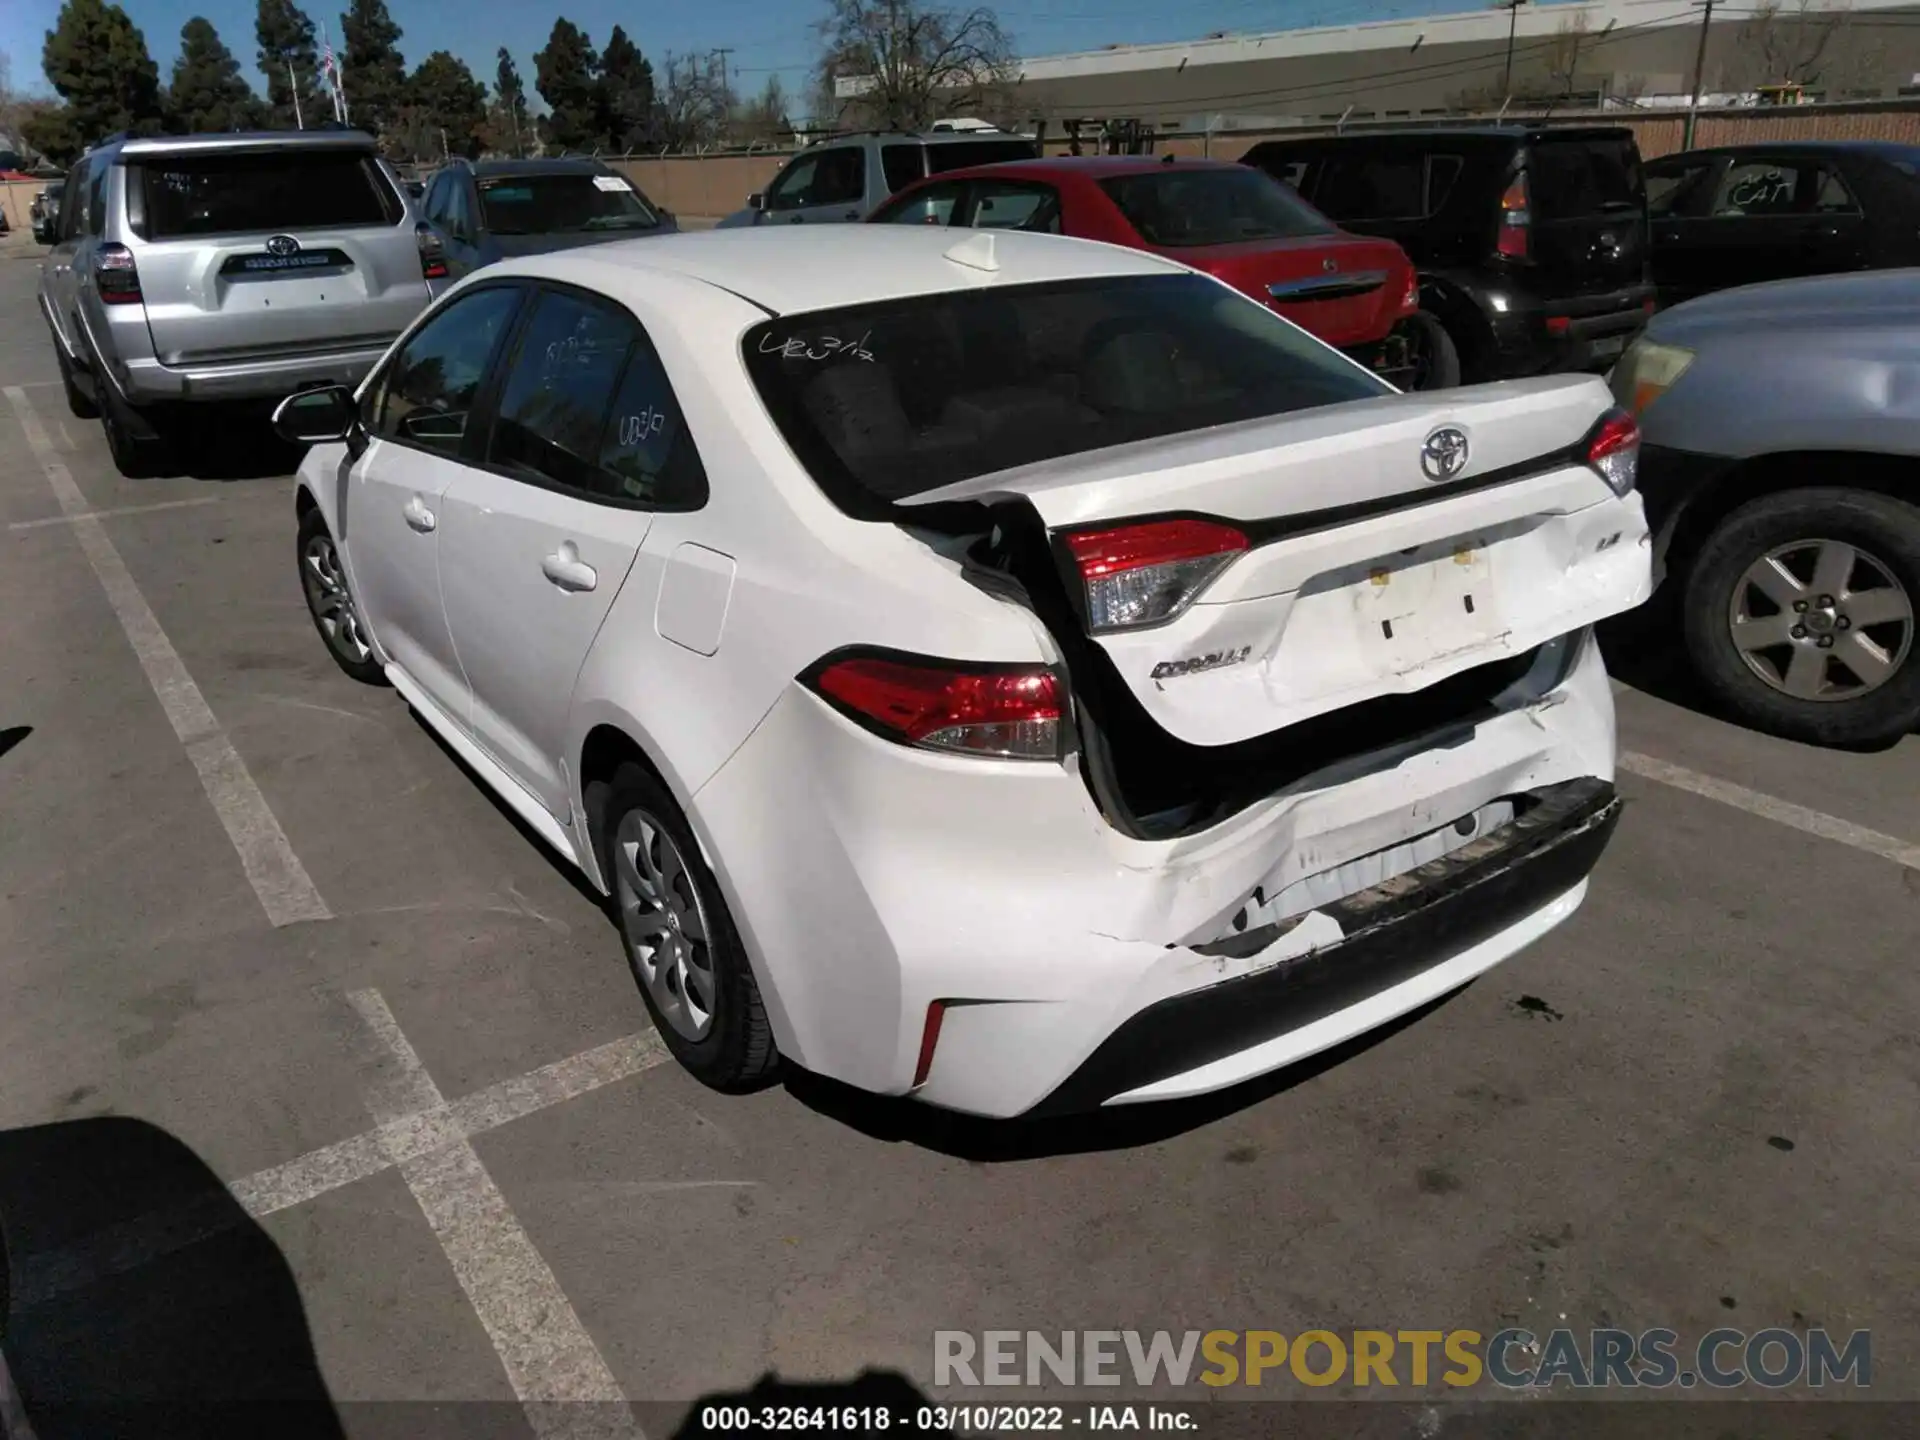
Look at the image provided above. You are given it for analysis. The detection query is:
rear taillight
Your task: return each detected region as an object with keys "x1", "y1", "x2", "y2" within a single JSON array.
[
  {"x1": 1496, "y1": 172, "x2": 1531, "y2": 262},
  {"x1": 1064, "y1": 518, "x2": 1249, "y2": 633},
  {"x1": 93, "y1": 243, "x2": 142, "y2": 305},
  {"x1": 807, "y1": 653, "x2": 1064, "y2": 761},
  {"x1": 416, "y1": 223, "x2": 448, "y2": 280},
  {"x1": 1586, "y1": 408, "x2": 1639, "y2": 496}
]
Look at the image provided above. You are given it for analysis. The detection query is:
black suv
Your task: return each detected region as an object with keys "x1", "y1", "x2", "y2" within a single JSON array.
[{"x1": 1242, "y1": 126, "x2": 1654, "y2": 382}]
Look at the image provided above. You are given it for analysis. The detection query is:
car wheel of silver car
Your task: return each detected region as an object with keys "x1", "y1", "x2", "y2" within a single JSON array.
[
  {"x1": 1682, "y1": 487, "x2": 1920, "y2": 748},
  {"x1": 97, "y1": 384, "x2": 170, "y2": 480},
  {"x1": 594, "y1": 760, "x2": 777, "y2": 1091},
  {"x1": 297, "y1": 506, "x2": 387, "y2": 686}
]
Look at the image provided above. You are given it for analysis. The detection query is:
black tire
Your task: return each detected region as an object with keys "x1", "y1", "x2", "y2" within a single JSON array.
[
  {"x1": 98, "y1": 382, "x2": 170, "y2": 478},
  {"x1": 1402, "y1": 311, "x2": 1462, "y2": 391},
  {"x1": 57, "y1": 344, "x2": 97, "y2": 420},
  {"x1": 1680, "y1": 487, "x2": 1920, "y2": 748},
  {"x1": 594, "y1": 760, "x2": 777, "y2": 1091},
  {"x1": 296, "y1": 506, "x2": 387, "y2": 685}
]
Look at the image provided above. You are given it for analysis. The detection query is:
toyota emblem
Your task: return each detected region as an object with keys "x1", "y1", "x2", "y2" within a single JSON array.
[
  {"x1": 265, "y1": 234, "x2": 301, "y2": 257},
  {"x1": 1420, "y1": 426, "x2": 1469, "y2": 482},
  {"x1": 1322, "y1": 256, "x2": 1339, "y2": 273}
]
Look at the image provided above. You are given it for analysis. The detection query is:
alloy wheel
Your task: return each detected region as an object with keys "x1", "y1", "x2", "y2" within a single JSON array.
[
  {"x1": 301, "y1": 532, "x2": 372, "y2": 665},
  {"x1": 1728, "y1": 537, "x2": 1914, "y2": 703},
  {"x1": 613, "y1": 808, "x2": 718, "y2": 1042}
]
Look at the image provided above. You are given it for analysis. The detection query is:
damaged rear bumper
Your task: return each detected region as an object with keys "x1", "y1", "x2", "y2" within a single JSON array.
[{"x1": 1026, "y1": 776, "x2": 1619, "y2": 1115}]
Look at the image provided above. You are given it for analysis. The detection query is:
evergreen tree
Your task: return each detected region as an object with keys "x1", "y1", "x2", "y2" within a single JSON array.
[
  {"x1": 169, "y1": 17, "x2": 259, "y2": 133},
  {"x1": 40, "y1": 0, "x2": 164, "y2": 146},
  {"x1": 597, "y1": 26, "x2": 655, "y2": 153},
  {"x1": 338, "y1": 0, "x2": 405, "y2": 138},
  {"x1": 534, "y1": 18, "x2": 599, "y2": 154},
  {"x1": 406, "y1": 49, "x2": 486, "y2": 159},
  {"x1": 490, "y1": 47, "x2": 529, "y2": 157},
  {"x1": 255, "y1": 0, "x2": 323, "y2": 128}
]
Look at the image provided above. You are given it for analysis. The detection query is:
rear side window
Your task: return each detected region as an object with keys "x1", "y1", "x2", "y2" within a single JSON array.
[
  {"x1": 138, "y1": 151, "x2": 402, "y2": 239},
  {"x1": 925, "y1": 139, "x2": 1040, "y2": 174},
  {"x1": 1312, "y1": 155, "x2": 1425, "y2": 222},
  {"x1": 1527, "y1": 140, "x2": 1644, "y2": 217},
  {"x1": 1099, "y1": 168, "x2": 1330, "y2": 246},
  {"x1": 597, "y1": 339, "x2": 708, "y2": 509},
  {"x1": 489, "y1": 291, "x2": 635, "y2": 496},
  {"x1": 743, "y1": 272, "x2": 1391, "y2": 515},
  {"x1": 881, "y1": 144, "x2": 925, "y2": 193}
]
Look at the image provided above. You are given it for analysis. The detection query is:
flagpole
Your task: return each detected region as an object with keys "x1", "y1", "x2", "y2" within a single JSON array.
[{"x1": 289, "y1": 60, "x2": 304, "y2": 129}]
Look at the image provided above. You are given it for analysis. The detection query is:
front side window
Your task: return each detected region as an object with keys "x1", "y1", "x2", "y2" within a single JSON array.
[
  {"x1": 765, "y1": 154, "x2": 820, "y2": 213},
  {"x1": 476, "y1": 172, "x2": 661, "y2": 237},
  {"x1": 744, "y1": 273, "x2": 1390, "y2": 515},
  {"x1": 1100, "y1": 167, "x2": 1331, "y2": 247},
  {"x1": 1646, "y1": 161, "x2": 1714, "y2": 218},
  {"x1": 371, "y1": 286, "x2": 523, "y2": 453},
  {"x1": 925, "y1": 139, "x2": 1040, "y2": 174},
  {"x1": 487, "y1": 291, "x2": 635, "y2": 496},
  {"x1": 137, "y1": 150, "x2": 401, "y2": 239}
]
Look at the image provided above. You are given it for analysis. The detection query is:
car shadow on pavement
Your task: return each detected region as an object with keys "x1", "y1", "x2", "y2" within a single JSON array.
[
  {"x1": 162, "y1": 407, "x2": 308, "y2": 483},
  {"x1": 0, "y1": 727, "x2": 27, "y2": 763},
  {"x1": 0, "y1": 1116, "x2": 344, "y2": 1440},
  {"x1": 783, "y1": 991, "x2": 1462, "y2": 1161}
]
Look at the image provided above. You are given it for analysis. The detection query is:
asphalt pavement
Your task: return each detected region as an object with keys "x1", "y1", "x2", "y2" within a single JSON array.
[{"x1": 1, "y1": 234, "x2": 1917, "y2": 1435}]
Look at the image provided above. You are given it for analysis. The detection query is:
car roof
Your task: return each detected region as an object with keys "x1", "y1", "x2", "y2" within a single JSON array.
[
  {"x1": 1647, "y1": 140, "x2": 1920, "y2": 163},
  {"x1": 483, "y1": 224, "x2": 1182, "y2": 316},
  {"x1": 105, "y1": 129, "x2": 380, "y2": 160},
  {"x1": 805, "y1": 128, "x2": 1033, "y2": 147},
  {"x1": 466, "y1": 157, "x2": 615, "y2": 179},
  {"x1": 1247, "y1": 124, "x2": 1632, "y2": 150},
  {"x1": 906, "y1": 155, "x2": 1245, "y2": 184}
]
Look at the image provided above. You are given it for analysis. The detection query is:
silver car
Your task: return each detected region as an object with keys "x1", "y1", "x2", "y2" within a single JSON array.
[
  {"x1": 38, "y1": 129, "x2": 436, "y2": 476},
  {"x1": 1612, "y1": 269, "x2": 1920, "y2": 747}
]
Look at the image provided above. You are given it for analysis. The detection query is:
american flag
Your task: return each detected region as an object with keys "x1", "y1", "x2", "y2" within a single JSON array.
[{"x1": 320, "y1": 28, "x2": 347, "y2": 123}]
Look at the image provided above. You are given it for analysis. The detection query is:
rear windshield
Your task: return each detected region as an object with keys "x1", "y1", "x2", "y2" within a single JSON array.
[
  {"x1": 744, "y1": 272, "x2": 1390, "y2": 515},
  {"x1": 1100, "y1": 167, "x2": 1332, "y2": 246},
  {"x1": 138, "y1": 151, "x2": 400, "y2": 239},
  {"x1": 477, "y1": 172, "x2": 661, "y2": 235},
  {"x1": 1527, "y1": 139, "x2": 1644, "y2": 217},
  {"x1": 925, "y1": 139, "x2": 1041, "y2": 175}
]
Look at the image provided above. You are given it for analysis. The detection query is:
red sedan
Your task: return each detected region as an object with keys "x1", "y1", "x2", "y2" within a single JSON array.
[{"x1": 868, "y1": 155, "x2": 1455, "y2": 390}]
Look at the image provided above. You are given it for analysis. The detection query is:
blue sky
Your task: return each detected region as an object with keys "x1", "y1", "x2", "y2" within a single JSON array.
[{"x1": 4, "y1": 0, "x2": 1490, "y2": 118}]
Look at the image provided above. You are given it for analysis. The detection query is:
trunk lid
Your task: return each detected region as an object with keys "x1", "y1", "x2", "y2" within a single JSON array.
[
  {"x1": 129, "y1": 144, "x2": 429, "y2": 367},
  {"x1": 902, "y1": 374, "x2": 1648, "y2": 747},
  {"x1": 1519, "y1": 133, "x2": 1650, "y2": 295},
  {"x1": 1175, "y1": 231, "x2": 1412, "y2": 347}
]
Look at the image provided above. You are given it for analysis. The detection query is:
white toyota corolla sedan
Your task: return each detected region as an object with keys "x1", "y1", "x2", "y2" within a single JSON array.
[{"x1": 276, "y1": 225, "x2": 1651, "y2": 1119}]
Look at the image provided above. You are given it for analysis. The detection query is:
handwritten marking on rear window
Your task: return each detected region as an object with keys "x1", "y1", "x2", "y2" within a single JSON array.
[{"x1": 758, "y1": 331, "x2": 876, "y2": 363}]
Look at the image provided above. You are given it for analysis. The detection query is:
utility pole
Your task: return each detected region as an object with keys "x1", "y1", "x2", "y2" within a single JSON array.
[
  {"x1": 1685, "y1": 0, "x2": 1714, "y2": 151},
  {"x1": 711, "y1": 47, "x2": 734, "y2": 141},
  {"x1": 1500, "y1": 0, "x2": 1528, "y2": 101}
]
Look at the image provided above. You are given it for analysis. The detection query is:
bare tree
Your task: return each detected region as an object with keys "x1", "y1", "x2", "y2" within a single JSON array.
[
  {"x1": 1720, "y1": 1, "x2": 1883, "y2": 95},
  {"x1": 735, "y1": 74, "x2": 791, "y2": 145},
  {"x1": 813, "y1": 0, "x2": 1016, "y2": 131},
  {"x1": 1544, "y1": 14, "x2": 1591, "y2": 97},
  {"x1": 654, "y1": 52, "x2": 732, "y2": 150}
]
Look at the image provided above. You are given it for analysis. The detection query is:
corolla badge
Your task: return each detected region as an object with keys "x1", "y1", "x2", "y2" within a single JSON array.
[
  {"x1": 265, "y1": 234, "x2": 301, "y2": 256},
  {"x1": 1151, "y1": 645, "x2": 1253, "y2": 681},
  {"x1": 1420, "y1": 426, "x2": 1470, "y2": 482}
]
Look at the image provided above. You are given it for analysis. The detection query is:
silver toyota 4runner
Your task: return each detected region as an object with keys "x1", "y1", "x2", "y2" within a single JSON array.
[{"x1": 38, "y1": 129, "x2": 437, "y2": 476}]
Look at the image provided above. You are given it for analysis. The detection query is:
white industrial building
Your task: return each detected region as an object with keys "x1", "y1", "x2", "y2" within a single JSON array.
[{"x1": 1005, "y1": 0, "x2": 1920, "y2": 131}]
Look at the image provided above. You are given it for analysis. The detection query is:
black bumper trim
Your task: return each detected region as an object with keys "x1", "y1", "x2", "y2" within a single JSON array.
[{"x1": 1026, "y1": 777, "x2": 1622, "y2": 1116}]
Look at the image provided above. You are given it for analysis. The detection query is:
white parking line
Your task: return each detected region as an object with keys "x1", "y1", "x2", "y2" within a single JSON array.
[
  {"x1": 6, "y1": 495, "x2": 223, "y2": 531},
  {"x1": 1619, "y1": 751, "x2": 1920, "y2": 870},
  {"x1": 344, "y1": 989, "x2": 644, "y2": 1437},
  {"x1": 3, "y1": 384, "x2": 329, "y2": 926},
  {"x1": 12, "y1": 1029, "x2": 672, "y2": 1311}
]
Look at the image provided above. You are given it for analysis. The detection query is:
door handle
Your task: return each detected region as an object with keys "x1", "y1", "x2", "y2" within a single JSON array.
[
  {"x1": 402, "y1": 495, "x2": 436, "y2": 533},
  {"x1": 844, "y1": 210, "x2": 860, "y2": 220},
  {"x1": 541, "y1": 541, "x2": 597, "y2": 593},
  {"x1": 788, "y1": 215, "x2": 805, "y2": 224}
]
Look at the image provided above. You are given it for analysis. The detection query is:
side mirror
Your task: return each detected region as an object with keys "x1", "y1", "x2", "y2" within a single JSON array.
[
  {"x1": 273, "y1": 385, "x2": 359, "y2": 447},
  {"x1": 747, "y1": 192, "x2": 766, "y2": 212}
]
